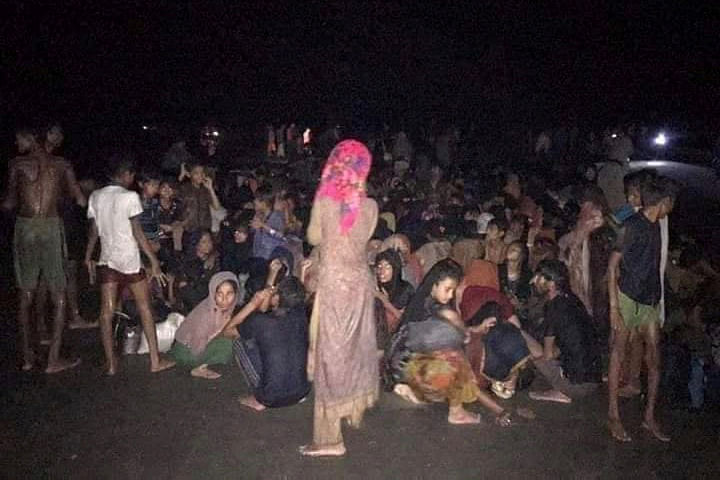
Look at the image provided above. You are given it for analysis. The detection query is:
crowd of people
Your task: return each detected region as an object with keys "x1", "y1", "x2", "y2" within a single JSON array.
[{"x1": 3, "y1": 119, "x2": 720, "y2": 456}]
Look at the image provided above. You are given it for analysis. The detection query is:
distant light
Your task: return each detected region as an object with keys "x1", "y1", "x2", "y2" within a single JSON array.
[
  {"x1": 142, "y1": 125, "x2": 149, "y2": 130},
  {"x1": 611, "y1": 133, "x2": 618, "y2": 139},
  {"x1": 212, "y1": 130, "x2": 220, "y2": 137},
  {"x1": 654, "y1": 132, "x2": 667, "y2": 146},
  {"x1": 645, "y1": 161, "x2": 667, "y2": 167}
]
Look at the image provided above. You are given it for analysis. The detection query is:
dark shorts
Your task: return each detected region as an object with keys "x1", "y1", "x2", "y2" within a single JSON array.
[
  {"x1": 13, "y1": 217, "x2": 67, "y2": 291},
  {"x1": 97, "y1": 265, "x2": 146, "y2": 287}
]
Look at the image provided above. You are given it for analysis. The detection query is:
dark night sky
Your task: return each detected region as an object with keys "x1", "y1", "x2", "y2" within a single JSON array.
[{"x1": 2, "y1": 1, "x2": 720, "y2": 137}]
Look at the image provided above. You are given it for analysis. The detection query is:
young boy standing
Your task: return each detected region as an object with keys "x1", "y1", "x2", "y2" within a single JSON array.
[
  {"x1": 607, "y1": 176, "x2": 677, "y2": 442},
  {"x1": 85, "y1": 155, "x2": 175, "y2": 375}
]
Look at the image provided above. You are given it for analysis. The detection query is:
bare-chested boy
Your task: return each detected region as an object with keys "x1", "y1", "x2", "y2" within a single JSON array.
[
  {"x1": 34, "y1": 123, "x2": 98, "y2": 336},
  {"x1": 2, "y1": 127, "x2": 86, "y2": 373}
]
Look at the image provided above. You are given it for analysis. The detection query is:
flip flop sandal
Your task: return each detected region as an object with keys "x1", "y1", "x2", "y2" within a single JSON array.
[
  {"x1": 491, "y1": 381, "x2": 513, "y2": 399},
  {"x1": 495, "y1": 411, "x2": 513, "y2": 428}
]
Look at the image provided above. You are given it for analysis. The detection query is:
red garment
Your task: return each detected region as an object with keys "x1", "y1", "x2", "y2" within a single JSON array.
[
  {"x1": 462, "y1": 259, "x2": 500, "y2": 291},
  {"x1": 460, "y1": 286, "x2": 514, "y2": 323}
]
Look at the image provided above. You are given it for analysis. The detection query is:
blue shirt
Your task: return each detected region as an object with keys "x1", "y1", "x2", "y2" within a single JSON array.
[{"x1": 252, "y1": 211, "x2": 287, "y2": 259}]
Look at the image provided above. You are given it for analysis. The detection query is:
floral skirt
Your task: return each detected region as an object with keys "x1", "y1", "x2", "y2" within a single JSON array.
[{"x1": 404, "y1": 349, "x2": 480, "y2": 407}]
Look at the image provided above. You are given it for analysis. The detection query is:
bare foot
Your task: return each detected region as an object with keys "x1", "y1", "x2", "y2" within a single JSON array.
[
  {"x1": 608, "y1": 417, "x2": 632, "y2": 442},
  {"x1": 190, "y1": 364, "x2": 219, "y2": 379},
  {"x1": 22, "y1": 351, "x2": 36, "y2": 371},
  {"x1": 68, "y1": 316, "x2": 99, "y2": 330},
  {"x1": 529, "y1": 389, "x2": 572, "y2": 404},
  {"x1": 494, "y1": 411, "x2": 513, "y2": 428},
  {"x1": 299, "y1": 444, "x2": 346, "y2": 457},
  {"x1": 393, "y1": 384, "x2": 425, "y2": 405},
  {"x1": 151, "y1": 358, "x2": 176, "y2": 373},
  {"x1": 516, "y1": 407, "x2": 536, "y2": 420},
  {"x1": 642, "y1": 419, "x2": 670, "y2": 442},
  {"x1": 45, "y1": 357, "x2": 81, "y2": 374},
  {"x1": 104, "y1": 356, "x2": 119, "y2": 376},
  {"x1": 618, "y1": 384, "x2": 641, "y2": 398},
  {"x1": 448, "y1": 408, "x2": 482, "y2": 425},
  {"x1": 238, "y1": 395, "x2": 267, "y2": 411}
]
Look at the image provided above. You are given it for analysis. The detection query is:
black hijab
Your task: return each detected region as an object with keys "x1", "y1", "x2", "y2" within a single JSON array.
[{"x1": 399, "y1": 258, "x2": 463, "y2": 326}]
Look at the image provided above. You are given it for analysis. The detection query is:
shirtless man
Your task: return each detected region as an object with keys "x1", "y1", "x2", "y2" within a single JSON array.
[
  {"x1": 2, "y1": 127, "x2": 86, "y2": 373},
  {"x1": 34, "y1": 123, "x2": 97, "y2": 335}
]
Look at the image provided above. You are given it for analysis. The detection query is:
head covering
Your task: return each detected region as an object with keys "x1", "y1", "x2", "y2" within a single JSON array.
[
  {"x1": 381, "y1": 233, "x2": 411, "y2": 254},
  {"x1": 451, "y1": 239, "x2": 482, "y2": 273},
  {"x1": 399, "y1": 258, "x2": 463, "y2": 326},
  {"x1": 415, "y1": 240, "x2": 452, "y2": 277},
  {"x1": 375, "y1": 249, "x2": 404, "y2": 301},
  {"x1": 315, "y1": 139, "x2": 372, "y2": 234},
  {"x1": 459, "y1": 286, "x2": 514, "y2": 324},
  {"x1": 174, "y1": 271, "x2": 241, "y2": 356},
  {"x1": 477, "y1": 212, "x2": 495, "y2": 234},
  {"x1": 463, "y1": 259, "x2": 500, "y2": 291}
]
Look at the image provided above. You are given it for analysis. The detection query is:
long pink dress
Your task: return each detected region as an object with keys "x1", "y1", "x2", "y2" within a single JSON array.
[{"x1": 307, "y1": 196, "x2": 379, "y2": 447}]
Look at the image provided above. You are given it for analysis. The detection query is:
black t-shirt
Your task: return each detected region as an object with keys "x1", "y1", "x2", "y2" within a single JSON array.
[
  {"x1": 543, "y1": 292, "x2": 601, "y2": 384},
  {"x1": 615, "y1": 212, "x2": 661, "y2": 305},
  {"x1": 240, "y1": 307, "x2": 310, "y2": 406}
]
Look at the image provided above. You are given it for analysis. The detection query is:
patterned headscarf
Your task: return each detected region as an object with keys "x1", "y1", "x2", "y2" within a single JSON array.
[{"x1": 315, "y1": 139, "x2": 372, "y2": 235}]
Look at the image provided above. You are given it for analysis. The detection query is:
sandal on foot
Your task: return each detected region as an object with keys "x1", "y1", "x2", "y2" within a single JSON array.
[{"x1": 495, "y1": 411, "x2": 513, "y2": 428}]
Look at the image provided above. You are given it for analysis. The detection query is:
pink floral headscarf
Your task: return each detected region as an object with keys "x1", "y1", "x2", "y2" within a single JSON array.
[{"x1": 315, "y1": 139, "x2": 372, "y2": 234}]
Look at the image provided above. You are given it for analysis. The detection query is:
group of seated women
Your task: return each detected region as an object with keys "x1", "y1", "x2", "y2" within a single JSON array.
[{"x1": 137, "y1": 164, "x2": 602, "y2": 423}]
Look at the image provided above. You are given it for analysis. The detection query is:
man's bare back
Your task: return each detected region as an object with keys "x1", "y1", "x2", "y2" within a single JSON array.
[
  {"x1": 3, "y1": 145, "x2": 85, "y2": 373},
  {"x1": 4, "y1": 151, "x2": 85, "y2": 218}
]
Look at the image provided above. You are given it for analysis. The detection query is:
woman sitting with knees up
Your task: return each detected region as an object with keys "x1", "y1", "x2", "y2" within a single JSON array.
[
  {"x1": 385, "y1": 259, "x2": 515, "y2": 426},
  {"x1": 170, "y1": 271, "x2": 243, "y2": 379}
]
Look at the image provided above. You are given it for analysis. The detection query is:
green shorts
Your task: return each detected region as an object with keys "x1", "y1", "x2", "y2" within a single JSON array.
[
  {"x1": 13, "y1": 217, "x2": 67, "y2": 292},
  {"x1": 618, "y1": 291, "x2": 659, "y2": 328}
]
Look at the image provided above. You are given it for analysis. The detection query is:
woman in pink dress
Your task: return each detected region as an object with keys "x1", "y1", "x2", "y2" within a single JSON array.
[{"x1": 301, "y1": 140, "x2": 379, "y2": 457}]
